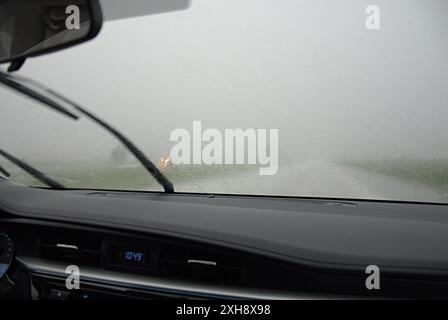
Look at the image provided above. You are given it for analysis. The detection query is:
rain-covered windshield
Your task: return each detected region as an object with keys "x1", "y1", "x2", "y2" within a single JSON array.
[{"x1": 1, "y1": 0, "x2": 448, "y2": 203}]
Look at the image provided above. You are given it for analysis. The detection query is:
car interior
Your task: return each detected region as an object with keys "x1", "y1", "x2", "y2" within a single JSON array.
[{"x1": 1, "y1": 0, "x2": 448, "y2": 301}]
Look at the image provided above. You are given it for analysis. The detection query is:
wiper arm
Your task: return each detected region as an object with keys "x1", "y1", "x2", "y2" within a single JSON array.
[
  {"x1": 0, "y1": 71, "x2": 175, "y2": 193},
  {"x1": 0, "y1": 72, "x2": 78, "y2": 120},
  {"x1": 50, "y1": 92, "x2": 175, "y2": 193},
  {"x1": 0, "y1": 148, "x2": 65, "y2": 188},
  {"x1": 0, "y1": 163, "x2": 10, "y2": 178}
]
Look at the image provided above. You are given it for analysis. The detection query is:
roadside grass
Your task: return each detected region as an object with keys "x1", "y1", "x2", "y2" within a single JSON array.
[
  {"x1": 1, "y1": 163, "x2": 252, "y2": 190},
  {"x1": 345, "y1": 159, "x2": 448, "y2": 189},
  {"x1": 8, "y1": 158, "x2": 448, "y2": 193}
]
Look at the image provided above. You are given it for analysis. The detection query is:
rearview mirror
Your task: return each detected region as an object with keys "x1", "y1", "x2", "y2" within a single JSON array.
[{"x1": 0, "y1": 0, "x2": 103, "y2": 67}]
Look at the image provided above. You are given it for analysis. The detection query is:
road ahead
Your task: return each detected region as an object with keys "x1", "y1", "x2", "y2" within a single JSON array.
[{"x1": 177, "y1": 161, "x2": 448, "y2": 203}]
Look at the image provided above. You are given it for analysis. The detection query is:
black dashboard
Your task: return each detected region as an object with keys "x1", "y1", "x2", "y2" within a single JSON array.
[{"x1": 1, "y1": 179, "x2": 448, "y2": 299}]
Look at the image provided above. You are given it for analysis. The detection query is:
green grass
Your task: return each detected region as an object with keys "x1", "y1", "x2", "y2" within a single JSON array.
[
  {"x1": 8, "y1": 158, "x2": 448, "y2": 192},
  {"x1": 345, "y1": 159, "x2": 448, "y2": 188},
  {"x1": 1, "y1": 163, "x2": 253, "y2": 190}
]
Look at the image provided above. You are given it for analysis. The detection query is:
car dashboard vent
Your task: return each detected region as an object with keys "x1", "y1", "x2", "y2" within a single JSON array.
[
  {"x1": 39, "y1": 232, "x2": 102, "y2": 267},
  {"x1": 159, "y1": 244, "x2": 243, "y2": 284}
]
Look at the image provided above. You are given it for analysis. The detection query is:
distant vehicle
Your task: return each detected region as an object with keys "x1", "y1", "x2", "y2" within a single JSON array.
[{"x1": 159, "y1": 155, "x2": 173, "y2": 171}]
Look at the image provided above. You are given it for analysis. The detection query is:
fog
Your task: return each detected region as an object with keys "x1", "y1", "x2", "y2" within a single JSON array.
[{"x1": 1, "y1": 0, "x2": 448, "y2": 200}]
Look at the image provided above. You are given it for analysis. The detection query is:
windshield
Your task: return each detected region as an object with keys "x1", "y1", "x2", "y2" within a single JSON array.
[{"x1": 1, "y1": 0, "x2": 448, "y2": 203}]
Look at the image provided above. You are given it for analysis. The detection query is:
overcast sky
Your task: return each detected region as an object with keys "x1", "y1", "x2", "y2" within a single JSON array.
[{"x1": 1, "y1": 0, "x2": 448, "y2": 165}]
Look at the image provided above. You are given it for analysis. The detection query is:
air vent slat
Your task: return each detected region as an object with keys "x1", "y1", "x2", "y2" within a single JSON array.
[
  {"x1": 160, "y1": 244, "x2": 243, "y2": 284},
  {"x1": 39, "y1": 232, "x2": 102, "y2": 267}
]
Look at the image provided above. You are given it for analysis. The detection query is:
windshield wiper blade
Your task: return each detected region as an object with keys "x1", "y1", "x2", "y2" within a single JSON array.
[
  {"x1": 0, "y1": 72, "x2": 78, "y2": 120},
  {"x1": 0, "y1": 163, "x2": 10, "y2": 178},
  {"x1": 0, "y1": 148, "x2": 65, "y2": 188},
  {"x1": 0, "y1": 72, "x2": 175, "y2": 193},
  {"x1": 51, "y1": 93, "x2": 175, "y2": 193}
]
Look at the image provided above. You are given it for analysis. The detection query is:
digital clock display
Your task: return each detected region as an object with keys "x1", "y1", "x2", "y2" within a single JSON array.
[
  {"x1": 124, "y1": 251, "x2": 144, "y2": 262},
  {"x1": 113, "y1": 246, "x2": 150, "y2": 268}
]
